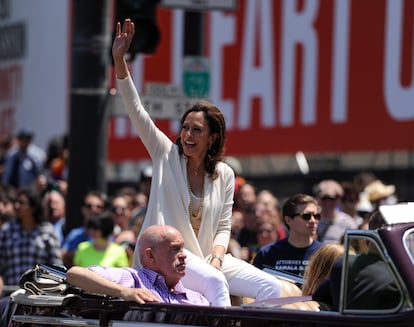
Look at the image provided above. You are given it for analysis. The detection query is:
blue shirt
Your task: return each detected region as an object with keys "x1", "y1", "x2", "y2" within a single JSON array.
[
  {"x1": 2, "y1": 145, "x2": 45, "y2": 188},
  {"x1": 61, "y1": 226, "x2": 90, "y2": 251},
  {"x1": 88, "y1": 266, "x2": 209, "y2": 306},
  {"x1": 253, "y1": 238, "x2": 323, "y2": 277}
]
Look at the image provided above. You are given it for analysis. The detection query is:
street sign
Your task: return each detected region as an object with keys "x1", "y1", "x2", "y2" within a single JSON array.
[
  {"x1": 144, "y1": 82, "x2": 181, "y2": 97},
  {"x1": 109, "y1": 93, "x2": 196, "y2": 120},
  {"x1": 183, "y1": 56, "x2": 210, "y2": 98},
  {"x1": 141, "y1": 95, "x2": 194, "y2": 119},
  {"x1": 161, "y1": 0, "x2": 237, "y2": 11}
]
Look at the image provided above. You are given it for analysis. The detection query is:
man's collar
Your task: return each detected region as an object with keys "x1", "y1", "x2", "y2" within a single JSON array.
[{"x1": 141, "y1": 268, "x2": 187, "y2": 296}]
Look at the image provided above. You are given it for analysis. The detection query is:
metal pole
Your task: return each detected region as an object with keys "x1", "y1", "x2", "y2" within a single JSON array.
[
  {"x1": 65, "y1": 0, "x2": 111, "y2": 233},
  {"x1": 184, "y1": 11, "x2": 204, "y2": 56}
]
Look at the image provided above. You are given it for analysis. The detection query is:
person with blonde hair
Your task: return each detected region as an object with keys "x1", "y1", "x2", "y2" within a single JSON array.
[{"x1": 302, "y1": 244, "x2": 345, "y2": 296}]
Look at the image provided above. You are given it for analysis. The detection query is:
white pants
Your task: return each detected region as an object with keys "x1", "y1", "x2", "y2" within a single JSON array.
[{"x1": 182, "y1": 251, "x2": 281, "y2": 306}]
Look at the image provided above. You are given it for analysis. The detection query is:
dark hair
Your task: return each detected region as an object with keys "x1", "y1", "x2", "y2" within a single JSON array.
[
  {"x1": 341, "y1": 181, "x2": 359, "y2": 202},
  {"x1": 175, "y1": 100, "x2": 226, "y2": 180},
  {"x1": 86, "y1": 211, "x2": 114, "y2": 238},
  {"x1": 83, "y1": 190, "x2": 108, "y2": 208},
  {"x1": 368, "y1": 210, "x2": 386, "y2": 230},
  {"x1": 16, "y1": 187, "x2": 45, "y2": 224},
  {"x1": 0, "y1": 189, "x2": 14, "y2": 223},
  {"x1": 282, "y1": 193, "x2": 318, "y2": 218}
]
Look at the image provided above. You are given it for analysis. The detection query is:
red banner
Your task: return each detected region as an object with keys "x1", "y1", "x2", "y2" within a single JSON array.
[{"x1": 108, "y1": 0, "x2": 414, "y2": 162}]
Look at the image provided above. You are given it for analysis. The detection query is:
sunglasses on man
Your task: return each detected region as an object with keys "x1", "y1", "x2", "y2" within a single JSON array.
[{"x1": 294, "y1": 212, "x2": 321, "y2": 221}]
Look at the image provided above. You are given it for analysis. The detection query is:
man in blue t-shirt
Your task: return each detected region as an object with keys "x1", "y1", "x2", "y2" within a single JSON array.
[
  {"x1": 253, "y1": 193, "x2": 322, "y2": 277},
  {"x1": 61, "y1": 190, "x2": 107, "y2": 267}
]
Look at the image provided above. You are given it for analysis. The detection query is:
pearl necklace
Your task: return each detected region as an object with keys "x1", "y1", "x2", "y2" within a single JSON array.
[{"x1": 187, "y1": 174, "x2": 204, "y2": 236}]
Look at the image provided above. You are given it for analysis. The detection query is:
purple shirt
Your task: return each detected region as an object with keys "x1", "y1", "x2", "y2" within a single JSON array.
[{"x1": 88, "y1": 266, "x2": 209, "y2": 306}]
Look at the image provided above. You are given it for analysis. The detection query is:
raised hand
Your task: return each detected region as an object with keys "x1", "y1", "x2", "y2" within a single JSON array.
[
  {"x1": 112, "y1": 19, "x2": 135, "y2": 78},
  {"x1": 112, "y1": 19, "x2": 135, "y2": 60}
]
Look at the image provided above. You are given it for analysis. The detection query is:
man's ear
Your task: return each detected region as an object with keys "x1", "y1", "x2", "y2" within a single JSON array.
[
  {"x1": 284, "y1": 216, "x2": 292, "y2": 228},
  {"x1": 144, "y1": 248, "x2": 154, "y2": 261}
]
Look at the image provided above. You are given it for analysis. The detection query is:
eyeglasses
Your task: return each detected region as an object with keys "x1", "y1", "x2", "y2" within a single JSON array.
[
  {"x1": 257, "y1": 229, "x2": 274, "y2": 235},
  {"x1": 84, "y1": 203, "x2": 104, "y2": 210},
  {"x1": 321, "y1": 196, "x2": 338, "y2": 201},
  {"x1": 111, "y1": 206, "x2": 126, "y2": 213},
  {"x1": 294, "y1": 212, "x2": 321, "y2": 221}
]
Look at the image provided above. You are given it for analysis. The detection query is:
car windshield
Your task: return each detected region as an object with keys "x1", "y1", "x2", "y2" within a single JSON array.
[{"x1": 343, "y1": 234, "x2": 403, "y2": 313}]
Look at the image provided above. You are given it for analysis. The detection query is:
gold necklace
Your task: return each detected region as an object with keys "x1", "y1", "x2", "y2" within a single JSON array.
[
  {"x1": 190, "y1": 162, "x2": 202, "y2": 176},
  {"x1": 187, "y1": 174, "x2": 204, "y2": 236}
]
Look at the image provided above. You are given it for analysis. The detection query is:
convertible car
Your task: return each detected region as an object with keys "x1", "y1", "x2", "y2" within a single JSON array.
[{"x1": 2, "y1": 203, "x2": 414, "y2": 327}]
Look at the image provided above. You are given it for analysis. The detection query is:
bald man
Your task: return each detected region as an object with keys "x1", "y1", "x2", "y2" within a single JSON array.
[{"x1": 67, "y1": 225, "x2": 209, "y2": 305}]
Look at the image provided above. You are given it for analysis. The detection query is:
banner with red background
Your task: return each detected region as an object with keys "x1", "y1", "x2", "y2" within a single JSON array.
[{"x1": 108, "y1": 0, "x2": 414, "y2": 162}]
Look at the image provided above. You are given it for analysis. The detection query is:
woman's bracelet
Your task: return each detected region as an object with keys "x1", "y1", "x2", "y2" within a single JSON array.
[{"x1": 210, "y1": 254, "x2": 224, "y2": 265}]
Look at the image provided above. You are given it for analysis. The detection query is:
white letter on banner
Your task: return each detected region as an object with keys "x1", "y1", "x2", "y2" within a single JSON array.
[
  {"x1": 210, "y1": 11, "x2": 236, "y2": 129},
  {"x1": 331, "y1": 0, "x2": 350, "y2": 123},
  {"x1": 238, "y1": 0, "x2": 276, "y2": 130},
  {"x1": 384, "y1": 0, "x2": 414, "y2": 120},
  {"x1": 280, "y1": 0, "x2": 319, "y2": 126}
]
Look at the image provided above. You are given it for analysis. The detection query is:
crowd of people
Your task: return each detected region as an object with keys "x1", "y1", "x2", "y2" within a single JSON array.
[{"x1": 0, "y1": 18, "x2": 403, "y2": 311}]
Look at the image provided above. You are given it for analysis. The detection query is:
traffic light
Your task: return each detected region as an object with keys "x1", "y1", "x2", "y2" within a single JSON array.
[{"x1": 115, "y1": 0, "x2": 161, "y2": 60}]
